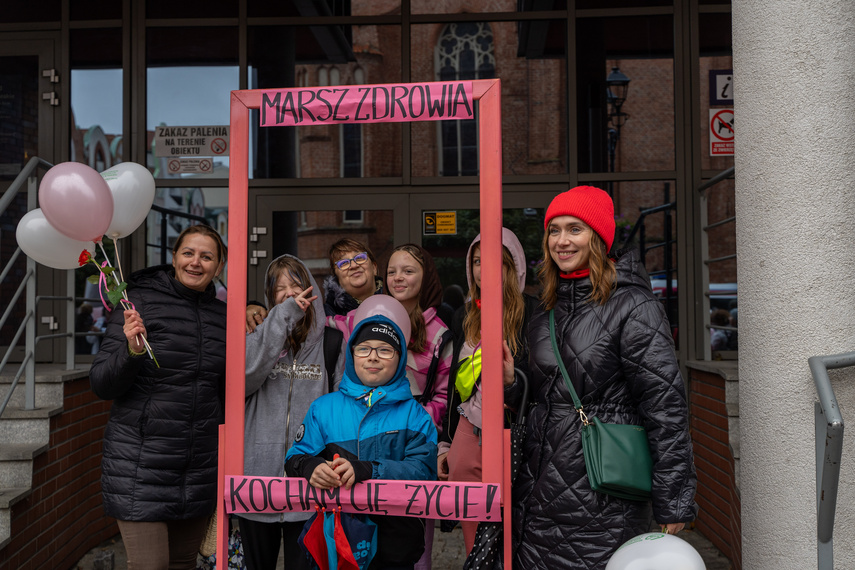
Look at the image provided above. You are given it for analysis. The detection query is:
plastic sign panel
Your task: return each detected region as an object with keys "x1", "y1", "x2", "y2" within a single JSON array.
[
  {"x1": 154, "y1": 125, "x2": 229, "y2": 157},
  {"x1": 423, "y1": 211, "x2": 457, "y2": 235},
  {"x1": 709, "y1": 108, "x2": 734, "y2": 156},
  {"x1": 259, "y1": 81, "x2": 474, "y2": 126},
  {"x1": 226, "y1": 476, "x2": 501, "y2": 522}
]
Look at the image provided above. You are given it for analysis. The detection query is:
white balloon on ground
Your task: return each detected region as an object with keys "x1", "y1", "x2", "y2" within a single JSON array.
[
  {"x1": 101, "y1": 162, "x2": 156, "y2": 239},
  {"x1": 605, "y1": 532, "x2": 706, "y2": 570},
  {"x1": 16, "y1": 209, "x2": 95, "y2": 270}
]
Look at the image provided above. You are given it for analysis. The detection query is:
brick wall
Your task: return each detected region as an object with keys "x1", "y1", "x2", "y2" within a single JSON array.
[
  {"x1": 0, "y1": 376, "x2": 115, "y2": 570},
  {"x1": 689, "y1": 367, "x2": 741, "y2": 569}
]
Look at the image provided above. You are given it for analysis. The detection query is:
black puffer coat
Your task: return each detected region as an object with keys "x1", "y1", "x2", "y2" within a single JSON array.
[
  {"x1": 512, "y1": 250, "x2": 697, "y2": 569},
  {"x1": 90, "y1": 265, "x2": 227, "y2": 522}
]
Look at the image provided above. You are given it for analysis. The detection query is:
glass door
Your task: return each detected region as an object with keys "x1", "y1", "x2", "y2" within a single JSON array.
[
  {"x1": 250, "y1": 192, "x2": 409, "y2": 305},
  {"x1": 0, "y1": 36, "x2": 59, "y2": 361}
]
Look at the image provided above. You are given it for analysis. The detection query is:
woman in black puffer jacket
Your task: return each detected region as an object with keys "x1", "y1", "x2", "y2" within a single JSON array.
[
  {"x1": 90, "y1": 224, "x2": 227, "y2": 570},
  {"x1": 512, "y1": 187, "x2": 697, "y2": 569}
]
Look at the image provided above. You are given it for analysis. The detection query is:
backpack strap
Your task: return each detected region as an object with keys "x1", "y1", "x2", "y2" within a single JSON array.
[
  {"x1": 323, "y1": 326, "x2": 344, "y2": 393},
  {"x1": 418, "y1": 329, "x2": 454, "y2": 405}
]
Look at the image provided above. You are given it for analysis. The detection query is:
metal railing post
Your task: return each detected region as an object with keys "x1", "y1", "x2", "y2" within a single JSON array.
[
  {"x1": 808, "y1": 351, "x2": 852, "y2": 570},
  {"x1": 67, "y1": 270, "x2": 76, "y2": 369},
  {"x1": 25, "y1": 176, "x2": 38, "y2": 409}
]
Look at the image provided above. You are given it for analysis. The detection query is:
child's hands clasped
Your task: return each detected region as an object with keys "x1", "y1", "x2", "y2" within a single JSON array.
[{"x1": 310, "y1": 455, "x2": 356, "y2": 490}]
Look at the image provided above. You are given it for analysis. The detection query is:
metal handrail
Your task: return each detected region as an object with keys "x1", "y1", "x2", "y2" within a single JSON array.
[
  {"x1": 808, "y1": 351, "x2": 850, "y2": 570},
  {"x1": 621, "y1": 188, "x2": 677, "y2": 328},
  {"x1": 697, "y1": 166, "x2": 737, "y2": 359},
  {"x1": 0, "y1": 157, "x2": 54, "y2": 417}
]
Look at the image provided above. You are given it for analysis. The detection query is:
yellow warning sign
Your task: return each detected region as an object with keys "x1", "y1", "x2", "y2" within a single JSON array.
[{"x1": 423, "y1": 211, "x2": 457, "y2": 235}]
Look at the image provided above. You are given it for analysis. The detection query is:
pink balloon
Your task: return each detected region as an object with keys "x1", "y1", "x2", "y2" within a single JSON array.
[{"x1": 39, "y1": 162, "x2": 114, "y2": 242}]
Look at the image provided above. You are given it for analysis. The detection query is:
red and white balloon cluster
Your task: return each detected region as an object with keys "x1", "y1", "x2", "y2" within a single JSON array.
[{"x1": 15, "y1": 162, "x2": 155, "y2": 269}]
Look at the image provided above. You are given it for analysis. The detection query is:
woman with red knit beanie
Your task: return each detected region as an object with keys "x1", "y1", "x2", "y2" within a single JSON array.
[{"x1": 512, "y1": 186, "x2": 698, "y2": 569}]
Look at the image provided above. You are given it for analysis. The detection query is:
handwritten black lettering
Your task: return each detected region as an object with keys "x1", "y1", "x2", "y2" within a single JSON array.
[
  {"x1": 484, "y1": 484, "x2": 498, "y2": 519},
  {"x1": 319, "y1": 486, "x2": 342, "y2": 509},
  {"x1": 425, "y1": 85, "x2": 446, "y2": 117},
  {"x1": 229, "y1": 477, "x2": 249, "y2": 512},
  {"x1": 404, "y1": 484, "x2": 424, "y2": 516},
  {"x1": 453, "y1": 83, "x2": 473, "y2": 117},
  {"x1": 421, "y1": 482, "x2": 441, "y2": 517},
  {"x1": 462, "y1": 485, "x2": 479, "y2": 519},
  {"x1": 391, "y1": 86, "x2": 408, "y2": 119},
  {"x1": 355, "y1": 87, "x2": 371, "y2": 121},
  {"x1": 248, "y1": 478, "x2": 268, "y2": 512},
  {"x1": 314, "y1": 89, "x2": 334, "y2": 122},
  {"x1": 435, "y1": 484, "x2": 454, "y2": 518},
  {"x1": 372, "y1": 87, "x2": 390, "y2": 120},
  {"x1": 373, "y1": 482, "x2": 388, "y2": 515},
  {"x1": 332, "y1": 89, "x2": 350, "y2": 121},
  {"x1": 297, "y1": 90, "x2": 318, "y2": 123},
  {"x1": 279, "y1": 92, "x2": 297, "y2": 125},
  {"x1": 267, "y1": 479, "x2": 287, "y2": 512},
  {"x1": 261, "y1": 93, "x2": 280, "y2": 126},
  {"x1": 408, "y1": 85, "x2": 426, "y2": 119}
]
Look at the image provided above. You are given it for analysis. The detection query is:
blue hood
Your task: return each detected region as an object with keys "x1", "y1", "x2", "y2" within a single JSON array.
[{"x1": 339, "y1": 315, "x2": 413, "y2": 404}]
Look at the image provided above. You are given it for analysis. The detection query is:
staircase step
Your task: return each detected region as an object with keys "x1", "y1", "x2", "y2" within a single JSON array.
[
  {"x1": 0, "y1": 364, "x2": 89, "y2": 410},
  {"x1": 0, "y1": 442, "x2": 48, "y2": 461},
  {"x1": 0, "y1": 487, "x2": 31, "y2": 551},
  {"x1": 0, "y1": 413, "x2": 53, "y2": 446}
]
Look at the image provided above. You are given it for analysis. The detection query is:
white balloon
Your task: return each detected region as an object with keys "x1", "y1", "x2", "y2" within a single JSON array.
[
  {"x1": 606, "y1": 532, "x2": 706, "y2": 570},
  {"x1": 101, "y1": 162, "x2": 156, "y2": 239},
  {"x1": 16, "y1": 209, "x2": 95, "y2": 270}
]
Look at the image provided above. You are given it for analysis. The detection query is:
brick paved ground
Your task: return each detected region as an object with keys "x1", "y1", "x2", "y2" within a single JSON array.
[{"x1": 75, "y1": 520, "x2": 731, "y2": 569}]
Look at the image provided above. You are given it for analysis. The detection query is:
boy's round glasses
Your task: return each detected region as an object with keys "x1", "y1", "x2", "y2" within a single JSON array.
[
  {"x1": 353, "y1": 345, "x2": 397, "y2": 359},
  {"x1": 335, "y1": 252, "x2": 369, "y2": 270}
]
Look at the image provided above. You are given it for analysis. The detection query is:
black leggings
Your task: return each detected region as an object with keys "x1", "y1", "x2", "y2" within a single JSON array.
[{"x1": 237, "y1": 517, "x2": 312, "y2": 570}]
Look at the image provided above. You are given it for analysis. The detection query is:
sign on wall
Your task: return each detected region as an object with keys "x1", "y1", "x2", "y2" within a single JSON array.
[
  {"x1": 154, "y1": 125, "x2": 229, "y2": 158},
  {"x1": 423, "y1": 211, "x2": 457, "y2": 235},
  {"x1": 709, "y1": 108, "x2": 734, "y2": 156},
  {"x1": 709, "y1": 70, "x2": 733, "y2": 106}
]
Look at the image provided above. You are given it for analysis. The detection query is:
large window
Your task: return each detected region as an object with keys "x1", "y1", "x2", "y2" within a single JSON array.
[{"x1": 436, "y1": 22, "x2": 495, "y2": 177}]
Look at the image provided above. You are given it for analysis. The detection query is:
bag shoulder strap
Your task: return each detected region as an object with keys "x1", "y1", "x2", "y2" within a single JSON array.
[
  {"x1": 323, "y1": 326, "x2": 344, "y2": 393},
  {"x1": 419, "y1": 329, "x2": 454, "y2": 405},
  {"x1": 548, "y1": 309, "x2": 584, "y2": 412}
]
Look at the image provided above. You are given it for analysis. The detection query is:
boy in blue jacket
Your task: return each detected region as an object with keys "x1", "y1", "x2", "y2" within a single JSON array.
[{"x1": 285, "y1": 297, "x2": 438, "y2": 570}]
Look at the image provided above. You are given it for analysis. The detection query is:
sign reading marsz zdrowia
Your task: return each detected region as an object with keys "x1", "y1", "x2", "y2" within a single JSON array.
[
  {"x1": 259, "y1": 81, "x2": 474, "y2": 127},
  {"x1": 226, "y1": 476, "x2": 501, "y2": 522}
]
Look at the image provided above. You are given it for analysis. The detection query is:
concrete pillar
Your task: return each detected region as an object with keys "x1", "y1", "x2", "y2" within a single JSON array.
[{"x1": 733, "y1": 1, "x2": 855, "y2": 568}]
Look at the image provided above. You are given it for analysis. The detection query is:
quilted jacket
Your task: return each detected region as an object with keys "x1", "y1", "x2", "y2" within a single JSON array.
[
  {"x1": 90, "y1": 265, "x2": 227, "y2": 522},
  {"x1": 512, "y1": 250, "x2": 697, "y2": 569}
]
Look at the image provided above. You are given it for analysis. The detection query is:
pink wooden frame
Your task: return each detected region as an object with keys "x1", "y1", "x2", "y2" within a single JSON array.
[{"x1": 219, "y1": 78, "x2": 511, "y2": 566}]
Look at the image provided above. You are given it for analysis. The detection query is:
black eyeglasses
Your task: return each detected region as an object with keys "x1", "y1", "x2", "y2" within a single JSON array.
[
  {"x1": 353, "y1": 345, "x2": 397, "y2": 359},
  {"x1": 335, "y1": 252, "x2": 369, "y2": 270}
]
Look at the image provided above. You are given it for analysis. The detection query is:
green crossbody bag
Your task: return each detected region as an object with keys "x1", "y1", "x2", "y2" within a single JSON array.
[{"x1": 549, "y1": 310, "x2": 652, "y2": 501}]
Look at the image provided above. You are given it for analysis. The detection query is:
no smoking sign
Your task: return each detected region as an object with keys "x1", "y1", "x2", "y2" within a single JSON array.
[{"x1": 709, "y1": 108, "x2": 734, "y2": 157}]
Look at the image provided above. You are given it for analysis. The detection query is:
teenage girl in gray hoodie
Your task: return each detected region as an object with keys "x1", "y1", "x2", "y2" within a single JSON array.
[{"x1": 237, "y1": 254, "x2": 345, "y2": 570}]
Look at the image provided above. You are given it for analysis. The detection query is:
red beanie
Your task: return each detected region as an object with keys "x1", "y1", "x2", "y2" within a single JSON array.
[{"x1": 544, "y1": 186, "x2": 616, "y2": 251}]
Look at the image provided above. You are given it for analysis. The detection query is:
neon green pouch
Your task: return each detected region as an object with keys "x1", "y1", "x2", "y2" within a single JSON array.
[{"x1": 454, "y1": 348, "x2": 482, "y2": 402}]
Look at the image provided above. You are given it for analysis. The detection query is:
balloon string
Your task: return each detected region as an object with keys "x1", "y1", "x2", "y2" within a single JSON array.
[
  {"x1": 95, "y1": 240, "x2": 158, "y2": 367},
  {"x1": 109, "y1": 236, "x2": 126, "y2": 285}
]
